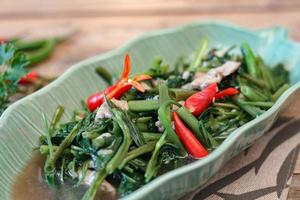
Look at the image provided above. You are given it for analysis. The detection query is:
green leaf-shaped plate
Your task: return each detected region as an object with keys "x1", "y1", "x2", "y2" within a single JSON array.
[{"x1": 1, "y1": 21, "x2": 300, "y2": 200}]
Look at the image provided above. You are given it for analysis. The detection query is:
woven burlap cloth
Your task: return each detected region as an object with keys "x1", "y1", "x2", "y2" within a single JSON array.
[{"x1": 183, "y1": 92, "x2": 300, "y2": 200}]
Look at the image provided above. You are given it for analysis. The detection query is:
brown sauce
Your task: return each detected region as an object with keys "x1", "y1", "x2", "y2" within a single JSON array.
[
  {"x1": 12, "y1": 153, "x2": 116, "y2": 200},
  {"x1": 12, "y1": 152, "x2": 53, "y2": 200}
]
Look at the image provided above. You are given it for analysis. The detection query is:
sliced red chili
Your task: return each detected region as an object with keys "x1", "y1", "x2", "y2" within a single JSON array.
[
  {"x1": 173, "y1": 112, "x2": 208, "y2": 158},
  {"x1": 105, "y1": 80, "x2": 131, "y2": 101},
  {"x1": 131, "y1": 74, "x2": 152, "y2": 93},
  {"x1": 215, "y1": 88, "x2": 239, "y2": 99},
  {"x1": 121, "y1": 54, "x2": 131, "y2": 80},
  {"x1": 112, "y1": 84, "x2": 132, "y2": 99},
  {"x1": 184, "y1": 83, "x2": 218, "y2": 117},
  {"x1": 86, "y1": 85, "x2": 117, "y2": 112},
  {"x1": 18, "y1": 71, "x2": 39, "y2": 85},
  {"x1": 86, "y1": 54, "x2": 152, "y2": 112},
  {"x1": 0, "y1": 37, "x2": 5, "y2": 43}
]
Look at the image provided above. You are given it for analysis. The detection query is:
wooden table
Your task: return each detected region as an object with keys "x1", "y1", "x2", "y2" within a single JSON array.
[{"x1": 1, "y1": 0, "x2": 299, "y2": 199}]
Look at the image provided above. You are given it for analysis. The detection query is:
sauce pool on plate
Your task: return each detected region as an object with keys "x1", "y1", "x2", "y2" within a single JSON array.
[
  {"x1": 12, "y1": 153, "x2": 53, "y2": 200},
  {"x1": 12, "y1": 152, "x2": 116, "y2": 200}
]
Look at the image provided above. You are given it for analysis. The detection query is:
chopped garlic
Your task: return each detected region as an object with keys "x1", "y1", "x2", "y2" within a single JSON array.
[
  {"x1": 171, "y1": 121, "x2": 175, "y2": 130},
  {"x1": 172, "y1": 101, "x2": 184, "y2": 110},
  {"x1": 95, "y1": 102, "x2": 112, "y2": 119},
  {"x1": 153, "y1": 95, "x2": 159, "y2": 100},
  {"x1": 155, "y1": 120, "x2": 164, "y2": 133},
  {"x1": 97, "y1": 149, "x2": 113, "y2": 156},
  {"x1": 215, "y1": 48, "x2": 226, "y2": 57},
  {"x1": 95, "y1": 99, "x2": 128, "y2": 120},
  {"x1": 178, "y1": 101, "x2": 185, "y2": 106},
  {"x1": 182, "y1": 71, "x2": 190, "y2": 80}
]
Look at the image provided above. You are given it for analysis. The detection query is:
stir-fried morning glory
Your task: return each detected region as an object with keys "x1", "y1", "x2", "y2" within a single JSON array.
[{"x1": 39, "y1": 42, "x2": 290, "y2": 200}]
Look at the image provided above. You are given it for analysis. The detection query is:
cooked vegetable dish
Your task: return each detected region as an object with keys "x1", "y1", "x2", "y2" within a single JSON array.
[{"x1": 38, "y1": 41, "x2": 290, "y2": 200}]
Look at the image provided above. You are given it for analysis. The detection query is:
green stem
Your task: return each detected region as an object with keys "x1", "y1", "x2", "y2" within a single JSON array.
[
  {"x1": 233, "y1": 97, "x2": 264, "y2": 118},
  {"x1": 39, "y1": 145, "x2": 71, "y2": 155},
  {"x1": 240, "y1": 101, "x2": 274, "y2": 108},
  {"x1": 135, "y1": 116, "x2": 152, "y2": 123},
  {"x1": 176, "y1": 106, "x2": 219, "y2": 148},
  {"x1": 82, "y1": 131, "x2": 100, "y2": 140},
  {"x1": 49, "y1": 106, "x2": 64, "y2": 135},
  {"x1": 142, "y1": 132, "x2": 162, "y2": 142},
  {"x1": 128, "y1": 158, "x2": 147, "y2": 171},
  {"x1": 128, "y1": 100, "x2": 159, "y2": 111},
  {"x1": 25, "y1": 38, "x2": 56, "y2": 66},
  {"x1": 169, "y1": 89, "x2": 197, "y2": 101},
  {"x1": 135, "y1": 123, "x2": 149, "y2": 132},
  {"x1": 145, "y1": 132, "x2": 167, "y2": 182},
  {"x1": 213, "y1": 102, "x2": 238, "y2": 109},
  {"x1": 241, "y1": 43, "x2": 258, "y2": 78},
  {"x1": 272, "y1": 83, "x2": 289, "y2": 101},
  {"x1": 257, "y1": 57, "x2": 276, "y2": 91},
  {"x1": 158, "y1": 100, "x2": 186, "y2": 154},
  {"x1": 44, "y1": 123, "x2": 80, "y2": 172},
  {"x1": 240, "y1": 72, "x2": 265, "y2": 88},
  {"x1": 145, "y1": 85, "x2": 186, "y2": 182},
  {"x1": 241, "y1": 85, "x2": 268, "y2": 101},
  {"x1": 82, "y1": 169, "x2": 108, "y2": 200},
  {"x1": 175, "y1": 107, "x2": 204, "y2": 144},
  {"x1": 43, "y1": 114, "x2": 53, "y2": 158},
  {"x1": 123, "y1": 112, "x2": 145, "y2": 146},
  {"x1": 106, "y1": 109, "x2": 132, "y2": 174},
  {"x1": 120, "y1": 141, "x2": 156, "y2": 169},
  {"x1": 158, "y1": 83, "x2": 172, "y2": 125},
  {"x1": 95, "y1": 66, "x2": 112, "y2": 85},
  {"x1": 199, "y1": 121, "x2": 219, "y2": 149},
  {"x1": 92, "y1": 133, "x2": 113, "y2": 149},
  {"x1": 14, "y1": 39, "x2": 46, "y2": 51}
]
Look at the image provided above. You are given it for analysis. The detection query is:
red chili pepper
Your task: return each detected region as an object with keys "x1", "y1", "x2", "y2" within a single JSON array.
[
  {"x1": 86, "y1": 54, "x2": 152, "y2": 111},
  {"x1": 173, "y1": 112, "x2": 208, "y2": 158},
  {"x1": 215, "y1": 88, "x2": 239, "y2": 99},
  {"x1": 86, "y1": 85, "x2": 117, "y2": 112},
  {"x1": 0, "y1": 37, "x2": 5, "y2": 43},
  {"x1": 184, "y1": 83, "x2": 218, "y2": 117},
  {"x1": 18, "y1": 71, "x2": 39, "y2": 85}
]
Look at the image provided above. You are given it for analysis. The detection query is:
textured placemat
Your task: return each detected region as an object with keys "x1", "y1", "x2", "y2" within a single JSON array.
[{"x1": 183, "y1": 92, "x2": 300, "y2": 200}]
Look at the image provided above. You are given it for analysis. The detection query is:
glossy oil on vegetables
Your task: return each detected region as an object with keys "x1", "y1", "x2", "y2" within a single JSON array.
[{"x1": 35, "y1": 41, "x2": 290, "y2": 200}]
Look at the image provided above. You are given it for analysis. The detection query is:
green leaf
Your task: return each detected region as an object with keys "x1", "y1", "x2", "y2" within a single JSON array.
[
  {"x1": 118, "y1": 172, "x2": 144, "y2": 197},
  {"x1": 0, "y1": 43, "x2": 29, "y2": 115}
]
